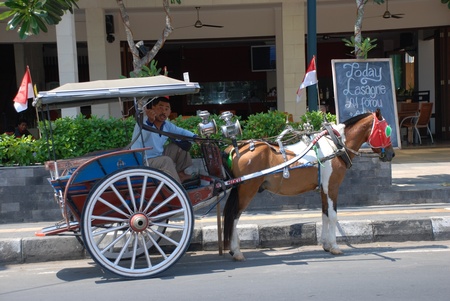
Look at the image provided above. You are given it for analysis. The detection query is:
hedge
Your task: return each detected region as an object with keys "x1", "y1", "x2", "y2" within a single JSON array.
[{"x1": 0, "y1": 110, "x2": 335, "y2": 166}]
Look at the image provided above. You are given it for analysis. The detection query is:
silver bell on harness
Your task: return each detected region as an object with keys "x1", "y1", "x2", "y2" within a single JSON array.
[
  {"x1": 197, "y1": 110, "x2": 217, "y2": 138},
  {"x1": 220, "y1": 111, "x2": 242, "y2": 139},
  {"x1": 220, "y1": 111, "x2": 242, "y2": 157}
]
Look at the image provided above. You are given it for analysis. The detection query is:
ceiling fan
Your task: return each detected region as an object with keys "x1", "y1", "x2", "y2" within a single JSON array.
[
  {"x1": 382, "y1": 0, "x2": 405, "y2": 19},
  {"x1": 178, "y1": 7, "x2": 223, "y2": 29}
]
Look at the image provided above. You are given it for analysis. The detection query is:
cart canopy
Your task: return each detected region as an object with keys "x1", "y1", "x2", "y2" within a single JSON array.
[{"x1": 33, "y1": 75, "x2": 200, "y2": 109}]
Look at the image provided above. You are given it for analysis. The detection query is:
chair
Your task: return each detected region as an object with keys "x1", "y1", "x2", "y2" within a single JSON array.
[
  {"x1": 400, "y1": 102, "x2": 434, "y2": 145},
  {"x1": 398, "y1": 102, "x2": 420, "y2": 143},
  {"x1": 398, "y1": 102, "x2": 419, "y2": 123}
]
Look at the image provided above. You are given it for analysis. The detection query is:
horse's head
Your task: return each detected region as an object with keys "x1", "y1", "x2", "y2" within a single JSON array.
[{"x1": 367, "y1": 109, "x2": 395, "y2": 162}]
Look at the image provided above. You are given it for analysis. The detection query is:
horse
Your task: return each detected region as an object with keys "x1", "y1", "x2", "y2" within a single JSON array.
[{"x1": 223, "y1": 109, "x2": 395, "y2": 261}]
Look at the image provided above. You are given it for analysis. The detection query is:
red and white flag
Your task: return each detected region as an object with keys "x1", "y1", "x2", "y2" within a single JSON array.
[
  {"x1": 296, "y1": 56, "x2": 318, "y2": 102},
  {"x1": 13, "y1": 66, "x2": 35, "y2": 112}
]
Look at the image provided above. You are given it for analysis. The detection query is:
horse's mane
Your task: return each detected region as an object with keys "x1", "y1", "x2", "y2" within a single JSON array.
[{"x1": 342, "y1": 112, "x2": 371, "y2": 127}]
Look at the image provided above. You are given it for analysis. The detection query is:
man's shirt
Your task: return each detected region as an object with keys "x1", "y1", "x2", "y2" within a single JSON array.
[{"x1": 130, "y1": 119, "x2": 195, "y2": 159}]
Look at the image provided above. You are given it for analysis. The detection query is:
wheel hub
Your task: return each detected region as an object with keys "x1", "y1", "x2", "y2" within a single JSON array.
[{"x1": 129, "y1": 213, "x2": 149, "y2": 232}]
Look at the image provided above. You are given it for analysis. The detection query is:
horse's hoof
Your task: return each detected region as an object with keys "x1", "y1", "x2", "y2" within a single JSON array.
[
  {"x1": 322, "y1": 244, "x2": 331, "y2": 252},
  {"x1": 330, "y1": 248, "x2": 343, "y2": 255},
  {"x1": 232, "y1": 252, "x2": 246, "y2": 261}
]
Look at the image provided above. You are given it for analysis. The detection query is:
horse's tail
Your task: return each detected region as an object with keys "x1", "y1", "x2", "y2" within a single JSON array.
[{"x1": 223, "y1": 186, "x2": 239, "y2": 249}]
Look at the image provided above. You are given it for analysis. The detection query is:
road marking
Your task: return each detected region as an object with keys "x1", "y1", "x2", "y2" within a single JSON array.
[
  {"x1": 196, "y1": 208, "x2": 450, "y2": 223},
  {"x1": 1, "y1": 208, "x2": 449, "y2": 234}
]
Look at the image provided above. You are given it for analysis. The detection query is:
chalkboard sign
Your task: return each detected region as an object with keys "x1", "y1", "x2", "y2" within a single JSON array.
[{"x1": 331, "y1": 58, "x2": 400, "y2": 148}]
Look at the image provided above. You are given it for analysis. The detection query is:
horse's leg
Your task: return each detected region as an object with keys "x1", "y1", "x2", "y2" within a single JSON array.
[
  {"x1": 320, "y1": 192, "x2": 342, "y2": 255},
  {"x1": 223, "y1": 181, "x2": 262, "y2": 261},
  {"x1": 229, "y1": 217, "x2": 245, "y2": 261},
  {"x1": 230, "y1": 183, "x2": 260, "y2": 261},
  {"x1": 320, "y1": 161, "x2": 344, "y2": 255},
  {"x1": 223, "y1": 187, "x2": 246, "y2": 261},
  {"x1": 320, "y1": 191, "x2": 331, "y2": 252}
]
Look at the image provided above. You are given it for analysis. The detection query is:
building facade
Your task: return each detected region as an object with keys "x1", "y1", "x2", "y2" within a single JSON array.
[{"x1": 1, "y1": 0, "x2": 449, "y2": 140}]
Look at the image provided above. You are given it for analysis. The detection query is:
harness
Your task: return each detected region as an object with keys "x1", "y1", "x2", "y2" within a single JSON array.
[
  {"x1": 230, "y1": 113, "x2": 392, "y2": 180},
  {"x1": 322, "y1": 123, "x2": 352, "y2": 169}
]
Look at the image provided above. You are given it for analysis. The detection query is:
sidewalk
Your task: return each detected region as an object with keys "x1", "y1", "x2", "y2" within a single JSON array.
[{"x1": 1, "y1": 145, "x2": 450, "y2": 264}]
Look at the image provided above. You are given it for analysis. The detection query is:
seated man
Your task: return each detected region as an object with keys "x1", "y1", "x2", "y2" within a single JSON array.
[
  {"x1": 131, "y1": 96, "x2": 197, "y2": 184},
  {"x1": 14, "y1": 119, "x2": 35, "y2": 139}
]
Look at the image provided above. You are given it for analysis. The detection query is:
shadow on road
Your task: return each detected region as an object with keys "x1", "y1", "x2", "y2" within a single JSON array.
[{"x1": 55, "y1": 243, "x2": 449, "y2": 283}]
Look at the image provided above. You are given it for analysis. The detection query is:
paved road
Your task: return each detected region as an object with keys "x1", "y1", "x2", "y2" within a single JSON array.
[{"x1": 1, "y1": 241, "x2": 449, "y2": 301}]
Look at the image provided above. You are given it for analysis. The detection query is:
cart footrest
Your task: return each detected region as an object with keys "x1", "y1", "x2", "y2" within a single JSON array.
[{"x1": 35, "y1": 221, "x2": 80, "y2": 237}]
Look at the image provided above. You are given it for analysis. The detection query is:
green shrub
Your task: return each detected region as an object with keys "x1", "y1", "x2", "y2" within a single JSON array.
[
  {"x1": 300, "y1": 111, "x2": 336, "y2": 131},
  {"x1": 0, "y1": 115, "x2": 135, "y2": 166},
  {"x1": 241, "y1": 110, "x2": 294, "y2": 139},
  {"x1": 38, "y1": 115, "x2": 136, "y2": 159},
  {"x1": 0, "y1": 134, "x2": 38, "y2": 166},
  {"x1": 0, "y1": 110, "x2": 335, "y2": 165},
  {"x1": 173, "y1": 110, "x2": 336, "y2": 157}
]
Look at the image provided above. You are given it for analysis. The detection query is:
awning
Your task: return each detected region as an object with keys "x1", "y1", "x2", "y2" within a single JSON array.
[{"x1": 33, "y1": 75, "x2": 200, "y2": 109}]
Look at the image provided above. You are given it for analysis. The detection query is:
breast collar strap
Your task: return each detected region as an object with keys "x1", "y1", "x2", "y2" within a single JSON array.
[{"x1": 323, "y1": 123, "x2": 353, "y2": 169}]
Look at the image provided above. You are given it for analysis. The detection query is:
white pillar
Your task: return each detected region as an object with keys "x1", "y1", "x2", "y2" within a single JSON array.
[
  {"x1": 86, "y1": 8, "x2": 108, "y2": 81},
  {"x1": 56, "y1": 12, "x2": 80, "y2": 117},
  {"x1": 280, "y1": 1, "x2": 306, "y2": 121},
  {"x1": 86, "y1": 8, "x2": 122, "y2": 118}
]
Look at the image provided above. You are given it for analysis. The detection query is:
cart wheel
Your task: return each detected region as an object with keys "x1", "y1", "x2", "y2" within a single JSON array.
[
  {"x1": 81, "y1": 166, "x2": 193, "y2": 278},
  {"x1": 90, "y1": 220, "x2": 168, "y2": 261}
]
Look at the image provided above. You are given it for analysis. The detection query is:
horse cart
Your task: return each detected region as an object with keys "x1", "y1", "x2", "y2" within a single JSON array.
[
  {"x1": 32, "y1": 75, "x2": 234, "y2": 278},
  {"x1": 33, "y1": 75, "x2": 395, "y2": 279}
]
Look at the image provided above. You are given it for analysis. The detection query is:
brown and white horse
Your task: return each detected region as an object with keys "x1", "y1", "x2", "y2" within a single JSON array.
[{"x1": 223, "y1": 110, "x2": 395, "y2": 261}]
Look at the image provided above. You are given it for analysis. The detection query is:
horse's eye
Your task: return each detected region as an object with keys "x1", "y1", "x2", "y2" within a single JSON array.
[{"x1": 385, "y1": 125, "x2": 392, "y2": 137}]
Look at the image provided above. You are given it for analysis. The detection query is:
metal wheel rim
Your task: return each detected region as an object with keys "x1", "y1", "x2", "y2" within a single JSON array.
[{"x1": 81, "y1": 167, "x2": 193, "y2": 278}]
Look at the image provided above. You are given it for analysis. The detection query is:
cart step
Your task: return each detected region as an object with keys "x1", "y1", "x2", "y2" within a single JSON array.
[{"x1": 35, "y1": 221, "x2": 80, "y2": 237}]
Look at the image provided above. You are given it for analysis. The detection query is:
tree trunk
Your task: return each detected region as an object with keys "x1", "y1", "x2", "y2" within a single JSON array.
[
  {"x1": 354, "y1": 0, "x2": 367, "y2": 59},
  {"x1": 116, "y1": 0, "x2": 174, "y2": 74}
]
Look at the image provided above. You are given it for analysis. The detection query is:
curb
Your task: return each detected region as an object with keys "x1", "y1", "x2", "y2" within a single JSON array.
[{"x1": 2, "y1": 216, "x2": 450, "y2": 265}]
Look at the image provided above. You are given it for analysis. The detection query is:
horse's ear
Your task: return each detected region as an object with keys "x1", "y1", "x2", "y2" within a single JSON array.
[{"x1": 375, "y1": 108, "x2": 382, "y2": 120}]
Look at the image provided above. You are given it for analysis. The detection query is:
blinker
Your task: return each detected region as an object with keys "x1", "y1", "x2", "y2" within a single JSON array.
[{"x1": 385, "y1": 125, "x2": 392, "y2": 138}]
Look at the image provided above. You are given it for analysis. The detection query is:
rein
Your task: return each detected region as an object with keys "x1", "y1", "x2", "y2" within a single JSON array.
[{"x1": 135, "y1": 113, "x2": 215, "y2": 144}]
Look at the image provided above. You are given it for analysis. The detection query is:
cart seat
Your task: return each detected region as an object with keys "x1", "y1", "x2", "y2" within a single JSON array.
[{"x1": 45, "y1": 147, "x2": 147, "y2": 181}]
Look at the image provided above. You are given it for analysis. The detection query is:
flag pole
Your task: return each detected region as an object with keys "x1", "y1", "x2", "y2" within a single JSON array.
[
  {"x1": 313, "y1": 55, "x2": 320, "y2": 111},
  {"x1": 33, "y1": 85, "x2": 41, "y2": 139},
  {"x1": 316, "y1": 82, "x2": 320, "y2": 110},
  {"x1": 27, "y1": 66, "x2": 41, "y2": 138}
]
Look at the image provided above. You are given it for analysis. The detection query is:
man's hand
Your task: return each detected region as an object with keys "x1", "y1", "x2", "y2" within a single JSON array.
[{"x1": 145, "y1": 107, "x2": 157, "y2": 123}]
